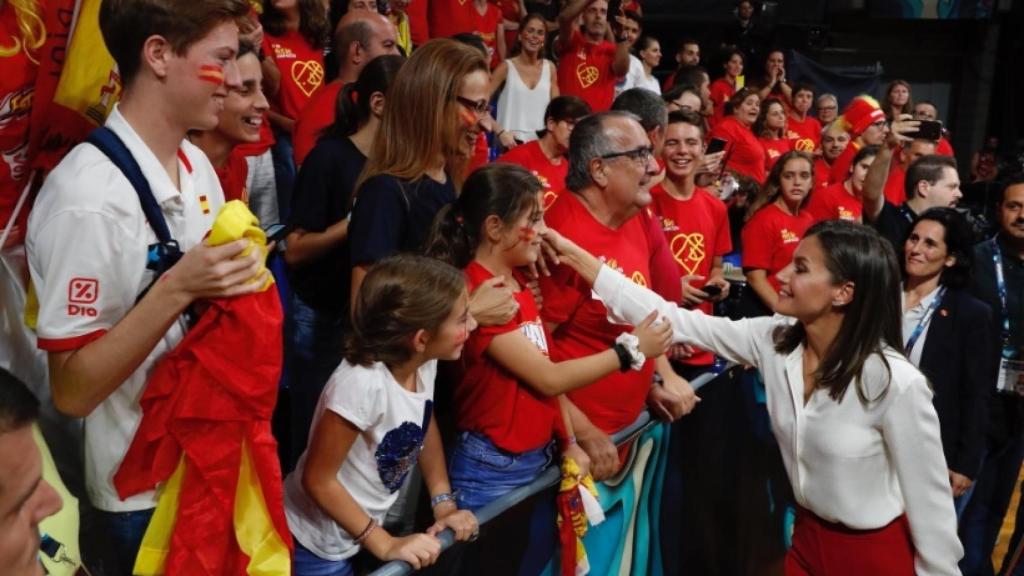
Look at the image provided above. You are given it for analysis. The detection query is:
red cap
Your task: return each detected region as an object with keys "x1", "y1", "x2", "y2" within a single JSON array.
[{"x1": 837, "y1": 95, "x2": 885, "y2": 137}]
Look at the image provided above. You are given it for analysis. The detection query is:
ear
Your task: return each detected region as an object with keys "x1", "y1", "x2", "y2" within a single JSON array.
[
  {"x1": 411, "y1": 328, "x2": 430, "y2": 354},
  {"x1": 482, "y1": 213, "x2": 505, "y2": 243},
  {"x1": 915, "y1": 179, "x2": 930, "y2": 200},
  {"x1": 590, "y1": 158, "x2": 608, "y2": 187},
  {"x1": 349, "y1": 41, "x2": 364, "y2": 66},
  {"x1": 141, "y1": 35, "x2": 173, "y2": 80},
  {"x1": 369, "y1": 91, "x2": 386, "y2": 117},
  {"x1": 832, "y1": 281, "x2": 855, "y2": 308},
  {"x1": 944, "y1": 254, "x2": 956, "y2": 269}
]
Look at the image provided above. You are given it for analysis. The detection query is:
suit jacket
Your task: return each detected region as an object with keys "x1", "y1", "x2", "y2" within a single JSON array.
[{"x1": 918, "y1": 288, "x2": 996, "y2": 479}]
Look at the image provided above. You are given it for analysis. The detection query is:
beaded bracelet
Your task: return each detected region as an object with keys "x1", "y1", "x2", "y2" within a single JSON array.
[
  {"x1": 431, "y1": 492, "x2": 455, "y2": 508},
  {"x1": 354, "y1": 518, "x2": 378, "y2": 545}
]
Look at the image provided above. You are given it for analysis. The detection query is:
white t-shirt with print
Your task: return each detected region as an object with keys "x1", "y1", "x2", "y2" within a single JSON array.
[
  {"x1": 284, "y1": 359, "x2": 437, "y2": 561},
  {"x1": 26, "y1": 105, "x2": 224, "y2": 512}
]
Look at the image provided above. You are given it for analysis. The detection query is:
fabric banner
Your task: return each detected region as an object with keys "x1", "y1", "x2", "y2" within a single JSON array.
[{"x1": 785, "y1": 50, "x2": 883, "y2": 112}]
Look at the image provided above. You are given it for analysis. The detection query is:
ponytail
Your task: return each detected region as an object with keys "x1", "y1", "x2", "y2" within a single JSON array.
[
  {"x1": 325, "y1": 54, "x2": 406, "y2": 140},
  {"x1": 425, "y1": 204, "x2": 476, "y2": 269}
]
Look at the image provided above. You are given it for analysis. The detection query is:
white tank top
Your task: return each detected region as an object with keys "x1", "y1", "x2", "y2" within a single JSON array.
[{"x1": 497, "y1": 58, "x2": 552, "y2": 143}]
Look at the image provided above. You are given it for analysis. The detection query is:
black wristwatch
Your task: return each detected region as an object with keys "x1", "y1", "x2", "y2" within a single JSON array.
[{"x1": 613, "y1": 343, "x2": 632, "y2": 372}]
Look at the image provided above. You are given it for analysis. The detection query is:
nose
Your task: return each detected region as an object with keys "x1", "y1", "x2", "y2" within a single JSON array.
[
  {"x1": 32, "y1": 479, "x2": 63, "y2": 525},
  {"x1": 222, "y1": 59, "x2": 242, "y2": 91},
  {"x1": 466, "y1": 312, "x2": 479, "y2": 334},
  {"x1": 776, "y1": 262, "x2": 793, "y2": 286},
  {"x1": 645, "y1": 153, "x2": 659, "y2": 176}
]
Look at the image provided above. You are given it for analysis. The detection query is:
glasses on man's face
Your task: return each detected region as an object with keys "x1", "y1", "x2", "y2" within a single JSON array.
[
  {"x1": 456, "y1": 95, "x2": 490, "y2": 116},
  {"x1": 600, "y1": 146, "x2": 653, "y2": 165},
  {"x1": 870, "y1": 119, "x2": 888, "y2": 129},
  {"x1": 818, "y1": 105, "x2": 837, "y2": 112}
]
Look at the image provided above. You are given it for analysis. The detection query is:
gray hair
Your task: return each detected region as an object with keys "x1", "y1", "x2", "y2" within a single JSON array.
[
  {"x1": 612, "y1": 88, "x2": 668, "y2": 133},
  {"x1": 816, "y1": 93, "x2": 838, "y2": 107},
  {"x1": 566, "y1": 111, "x2": 641, "y2": 192}
]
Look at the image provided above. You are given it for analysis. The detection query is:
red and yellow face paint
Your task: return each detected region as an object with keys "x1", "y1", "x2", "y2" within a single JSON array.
[{"x1": 198, "y1": 64, "x2": 225, "y2": 86}]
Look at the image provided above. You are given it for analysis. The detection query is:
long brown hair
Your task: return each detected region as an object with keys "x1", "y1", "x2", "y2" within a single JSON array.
[
  {"x1": 261, "y1": 0, "x2": 330, "y2": 50},
  {"x1": 356, "y1": 39, "x2": 488, "y2": 195},
  {"x1": 745, "y1": 150, "x2": 814, "y2": 221},
  {"x1": 772, "y1": 221, "x2": 904, "y2": 404},
  {"x1": 882, "y1": 79, "x2": 913, "y2": 120},
  {"x1": 345, "y1": 255, "x2": 465, "y2": 368}
]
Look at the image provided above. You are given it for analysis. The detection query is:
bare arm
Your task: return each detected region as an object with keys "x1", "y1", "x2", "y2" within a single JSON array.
[
  {"x1": 497, "y1": 22, "x2": 508, "y2": 60},
  {"x1": 549, "y1": 60, "x2": 560, "y2": 98},
  {"x1": 744, "y1": 269, "x2": 778, "y2": 312},
  {"x1": 558, "y1": 0, "x2": 593, "y2": 49},
  {"x1": 49, "y1": 240, "x2": 265, "y2": 417},
  {"x1": 283, "y1": 222, "x2": 348, "y2": 268},
  {"x1": 488, "y1": 61, "x2": 510, "y2": 98},
  {"x1": 864, "y1": 114, "x2": 917, "y2": 223},
  {"x1": 612, "y1": 38, "x2": 630, "y2": 76}
]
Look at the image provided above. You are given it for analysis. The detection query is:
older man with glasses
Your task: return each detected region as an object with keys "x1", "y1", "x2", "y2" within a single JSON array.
[{"x1": 538, "y1": 111, "x2": 697, "y2": 482}]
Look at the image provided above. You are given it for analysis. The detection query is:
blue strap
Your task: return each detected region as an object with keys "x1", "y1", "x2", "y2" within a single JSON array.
[{"x1": 86, "y1": 127, "x2": 173, "y2": 243}]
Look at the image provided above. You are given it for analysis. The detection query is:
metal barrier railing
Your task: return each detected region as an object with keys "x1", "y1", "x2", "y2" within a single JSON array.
[{"x1": 370, "y1": 367, "x2": 729, "y2": 576}]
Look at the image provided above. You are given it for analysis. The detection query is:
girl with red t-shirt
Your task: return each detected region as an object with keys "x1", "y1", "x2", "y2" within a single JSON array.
[
  {"x1": 708, "y1": 48, "x2": 744, "y2": 123},
  {"x1": 755, "y1": 98, "x2": 792, "y2": 174},
  {"x1": 741, "y1": 151, "x2": 815, "y2": 314},
  {"x1": 424, "y1": 163, "x2": 670, "y2": 511},
  {"x1": 260, "y1": 0, "x2": 329, "y2": 136},
  {"x1": 710, "y1": 88, "x2": 767, "y2": 184}
]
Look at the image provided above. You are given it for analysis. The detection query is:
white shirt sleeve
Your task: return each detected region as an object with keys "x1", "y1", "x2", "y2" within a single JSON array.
[
  {"x1": 593, "y1": 264, "x2": 776, "y2": 367},
  {"x1": 881, "y1": 375, "x2": 964, "y2": 575},
  {"x1": 29, "y1": 209, "x2": 147, "y2": 351},
  {"x1": 323, "y1": 366, "x2": 386, "y2": 431}
]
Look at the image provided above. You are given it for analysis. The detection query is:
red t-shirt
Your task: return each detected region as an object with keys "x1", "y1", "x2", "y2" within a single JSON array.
[
  {"x1": 885, "y1": 162, "x2": 908, "y2": 206},
  {"x1": 806, "y1": 181, "x2": 862, "y2": 224},
  {"x1": 741, "y1": 203, "x2": 814, "y2": 292},
  {"x1": 0, "y1": 6, "x2": 37, "y2": 246},
  {"x1": 472, "y1": 3, "x2": 503, "y2": 68},
  {"x1": 262, "y1": 31, "x2": 325, "y2": 124},
  {"x1": 468, "y1": 132, "x2": 491, "y2": 174},
  {"x1": 786, "y1": 115, "x2": 822, "y2": 154},
  {"x1": 813, "y1": 157, "x2": 831, "y2": 190},
  {"x1": 292, "y1": 80, "x2": 343, "y2": 166},
  {"x1": 407, "y1": 0, "x2": 430, "y2": 45},
  {"x1": 557, "y1": 30, "x2": 619, "y2": 113},
  {"x1": 759, "y1": 136, "x2": 791, "y2": 173},
  {"x1": 539, "y1": 192, "x2": 655, "y2": 435},
  {"x1": 937, "y1": 137, "x2": 954, "y2": 157},
  {"x1": 494, "y1": 0, "x2": 521, "y2": 58},
  {"x1": 457, "y1": 261, "x2": 564, "y2": 453},
  {"x1": 710, "y1": 116, "x2": 767, "y2": 184},
  {"x1": 708, "y1": 78, "x2": 735, "y2": 124},
  {"x1": 497, "y1": 140, "x2": 567, "y2": 210},
  {"x1": 429, "y1": 0, "x2": 476, "y2": 39},
  {"x1": 215, "y1": 150, "x2": 250, "y2": 204},
  {"x1": 650, "y1": 185, "x2": 732, "y2": 366},
  {"x1": 828, "y1": 141, "x2": 860, "y2": 185}
]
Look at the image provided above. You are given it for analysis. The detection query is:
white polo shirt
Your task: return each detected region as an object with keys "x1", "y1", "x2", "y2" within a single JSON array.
[{"x1": 26, "y1": 104, "x2": 224, "y2": 512}]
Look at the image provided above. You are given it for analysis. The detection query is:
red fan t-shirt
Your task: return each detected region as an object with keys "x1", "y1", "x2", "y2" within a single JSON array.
[
  {"x1": 473, "y1": 2, "x2": 503, "y2": 68},
  {"x1": 457, "y1": 261, "x2": 565, "y2": 453},
  {"x1": 557, "y1": 30, "x2": 619, "y2": 113},
  {"x1": 813, "y1": 157, "x2": 831, "y2": 190},
  {"x1": 649, "y1": 185, "x2": 732, "y2": 366},
  {"x1": 828, "y1": 141, "x2": 860, "y2": 185},
  {"x1": 885, "y1": 162, "x2": 908, "y2": 206},
  {"x1": 708, "y1": 78, "x2": 735, "y2": 124},
  {"x1": 741, "y1": 203, "x2": 814, "y2": 292},
  {"x1": 407, "y1": 0, "x2": 430, "y2": 45},
  {"x1": 710, "y1": 116, "x2": 766, "y2": 184},
  {"x1": 429, "y1": 0, "x2": 475, "y2": 39},
  {"x1": 215, "y1": 150, "x2": 251, "y2": 204},
  {"x1": 0, "y1": 7, "x2": 36, "y2": 246},
  {"x1": 786, "y1": 114, "x2": 821, "y2": 154},
  {"x1": 759, "y1": 136, "x2": 791, "y2": 173},
  {"x1": 262, "y1": 31, "x2": 325, "y2": 124},
  {"x1": 497, "y1": 140, "x2": 567, "y2": 211},
  {"x1": 539, "y1": 191, "x2": 655, "y2": 435},
  {"x1": 292, "y1": 80, "x2": 343, "y2": 166},
  {"x1": 806, "y1": 181, "x2": 862, "y2": 224}
]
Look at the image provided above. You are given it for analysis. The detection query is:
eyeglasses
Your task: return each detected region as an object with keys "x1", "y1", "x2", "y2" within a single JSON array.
[
  {"x1": 456, "y1": 95, "x2": 490, "y2": 116},
  {"x1": 817, "y1": 105, "x2": 837, "y2": 111},
  {"x1": 600, "y1": 146, "x2": 654, "y2": 164},
  {"x1": 870, "y1": 119, "x2": 888, "y2": 129}
]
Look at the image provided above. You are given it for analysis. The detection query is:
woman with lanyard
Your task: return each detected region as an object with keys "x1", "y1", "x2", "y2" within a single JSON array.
[
  {"x1": 539, "y1": 219, "x2": 963, "y2": 575},
  {"x1": 901, "y1": 208, "x2": 994, "y2": 515}
]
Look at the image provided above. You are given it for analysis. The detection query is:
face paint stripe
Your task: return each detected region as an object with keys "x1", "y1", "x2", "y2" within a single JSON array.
[{"x1": 198, "y1": 65, "x2": 225, "y2": 86}]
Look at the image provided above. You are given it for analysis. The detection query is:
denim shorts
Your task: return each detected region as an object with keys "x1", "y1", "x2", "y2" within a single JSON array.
[
  {"x1": 292, "y1": 540, "x2": 354, "y2": 576},
  {"x1": 448, "y1": 431, "x2": 554, "y2": 512}
]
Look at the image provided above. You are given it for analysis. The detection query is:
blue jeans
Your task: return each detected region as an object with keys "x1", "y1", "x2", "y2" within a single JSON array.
[
  {"x1": 960, "y1": 433, "x2": 1024, "y2": 576},
  {"x1": 293, "y1": 540, "x2": 354, "y2": 576},
  {"x1": 284, "y1": 292, "x2": 347, "y2": 471},
  {"x1": 448, "y1": 431, "x2": 553, "y2": 512},
  {"x1": 95, "y1": 508, "x2": 154, "y2": 576}
]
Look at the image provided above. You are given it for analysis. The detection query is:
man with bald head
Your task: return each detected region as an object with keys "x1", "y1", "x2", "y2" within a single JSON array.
[
  {"x1": 292, "y1": 9, "x2": 399, "y2": 165},
  {"x1": 539, "y1": 111, "x2": 696, "y2": 481}
]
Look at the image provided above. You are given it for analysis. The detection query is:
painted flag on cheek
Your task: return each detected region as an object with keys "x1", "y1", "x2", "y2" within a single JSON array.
[{"x1": 198, "y1": 65, "x2": 225, "y2": 86}]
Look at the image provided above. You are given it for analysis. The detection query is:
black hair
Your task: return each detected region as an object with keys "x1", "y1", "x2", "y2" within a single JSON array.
[
  {"x1": 851, "y1": 144, "x2": 881, "y2": 169},
  {"x1": 0, "y1": 368, "x2": 39, "y2": 435},
  {"x1": 538, "y1": 95, "x2": 591, "y2": 138},
  {"x1": 773, "y1": 221, "x2": 904, "y2": 404},
  {"x1": 663, "y1": 83, "x2": 700, "y2": 105},
  {"x1": 673, "y1": 64, "x2": 709, "y2": 89},
  {"x1": 666, "y1": 109, "x2": 706, "y2": 138},
  {"x1": 792, "y1": 82, "x2": 815, "y2": 99},
  {"x1": 904, "y1": 207, "x2": 973, "y2": 289},
  {"x1": 450, "y1": 32, "x2": 488, "y2": 58},
  {"x1": 262, "y1": 0, "x2": 330, "y2": 50},
  {"x1": 425, "y1": 164, "x2": 544, "y2": 269},
  {"x1": 329, "y1": 54, "x2": 404, "y2": 138}
]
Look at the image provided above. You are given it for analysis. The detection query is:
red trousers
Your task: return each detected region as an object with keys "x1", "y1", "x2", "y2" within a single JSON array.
[{"x1": 785, "y1": 507, "x2": 915, "y2": 576}]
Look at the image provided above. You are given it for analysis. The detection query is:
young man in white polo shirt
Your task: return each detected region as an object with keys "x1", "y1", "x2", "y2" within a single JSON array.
[{"x1": 26, "y1": 0, "x2": 265, "y2": 573}]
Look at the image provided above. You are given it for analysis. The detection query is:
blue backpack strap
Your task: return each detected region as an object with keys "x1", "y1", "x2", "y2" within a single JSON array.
[{"x1": 86, "y1": 127, "x2": 173, "y2": 243}]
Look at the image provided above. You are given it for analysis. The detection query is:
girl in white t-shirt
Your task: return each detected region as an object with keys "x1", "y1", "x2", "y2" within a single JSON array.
[{"x1": 284, "y1": 255, "x2": 479, "y2": 575}]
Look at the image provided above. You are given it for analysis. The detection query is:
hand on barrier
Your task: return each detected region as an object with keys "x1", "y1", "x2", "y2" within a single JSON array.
[
  {"x1": 578, "y1": 430, "x2": 619, "y2": 481},
  {"x1": 428, "y1": 509, "x2": 479, "y2": 543},
  {"x1": 382, "y1": 533, "x2": 442, "y2": 570},
  {"x1": 470, "y1": 276, "x2": 517, "y2": 326},
  {"x1": 634, "y1": 311, "x2": 672, "y2": 359},
  {"x1": 562, "y1": 442, "x2": 592, "y2": 480}
]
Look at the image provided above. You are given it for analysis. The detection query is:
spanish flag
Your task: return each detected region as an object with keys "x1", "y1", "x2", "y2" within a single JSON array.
[{"x1": 114, "y1": 202, "x2": 291, "y2": 575}]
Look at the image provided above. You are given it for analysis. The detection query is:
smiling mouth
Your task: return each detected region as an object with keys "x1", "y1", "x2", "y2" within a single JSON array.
[{"x1": 242, "y1": 115, "x2": 263, "y2": 128}]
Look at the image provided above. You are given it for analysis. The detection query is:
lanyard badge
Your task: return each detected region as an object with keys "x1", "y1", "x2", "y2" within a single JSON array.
[{"x1": 991, "y1": 239, "x2": 1024, "y2": 395}]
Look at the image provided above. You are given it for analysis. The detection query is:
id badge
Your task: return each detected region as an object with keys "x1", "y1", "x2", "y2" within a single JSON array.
[{"x1": 996, "y1": 346, "x2": 1024, "y2": 396}]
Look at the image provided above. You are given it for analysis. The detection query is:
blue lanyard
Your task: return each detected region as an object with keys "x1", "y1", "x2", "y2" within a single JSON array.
[
  {"x1": 992, "y1": 239, "x2": 1011, "y2": 345},
  {"x1": 905, "y1": 286, "x2": 946, "y2": 354}
]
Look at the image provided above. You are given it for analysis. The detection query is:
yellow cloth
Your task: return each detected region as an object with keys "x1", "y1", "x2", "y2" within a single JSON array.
[
  {"x1": 207, "y1": 200, "x2": 274, "y2": 291},
  {"x1": 34, "y1": 425, "x2": 82, "y2": 576},
  {"x1": 52, "y1": 0, "x2": 119, "y2": 126}
]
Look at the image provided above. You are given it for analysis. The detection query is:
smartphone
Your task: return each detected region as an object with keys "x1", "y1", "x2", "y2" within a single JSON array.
[
  {"x1": 702, "y1": 284, "x2": 723, "y2": 298},
  {"x1": 263, "y1": 223, "x2": 289, "y2": 243},
  {"x1": 706, "y1": 138, "x2": 728, "y2": 155},
  {"x1": 908, "y1": 120, "x2": 943, "y2": 142}
]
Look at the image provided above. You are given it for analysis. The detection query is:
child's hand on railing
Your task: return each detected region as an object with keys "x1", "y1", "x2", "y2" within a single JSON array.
[
  {"x1": 380, "y1": 533, "x2": 442, "y2": 570},
  {"x1": 428, "y1": 508, "x2": 479, "y2": 543},
  {"x1": 562, "y1": 442, "x2": 592, "y2": 480}
]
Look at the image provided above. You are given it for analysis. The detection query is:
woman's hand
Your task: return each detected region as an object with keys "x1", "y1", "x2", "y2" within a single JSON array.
[
  {"x1": 470, "y1": 276, "x2": 518, "y2": 326},
  {"x1": 633, "y1": 311, "x2": 672, "y2": 359},
  {"x1": 428, "y1": 508, "x2": 479, "y2": 542}
]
